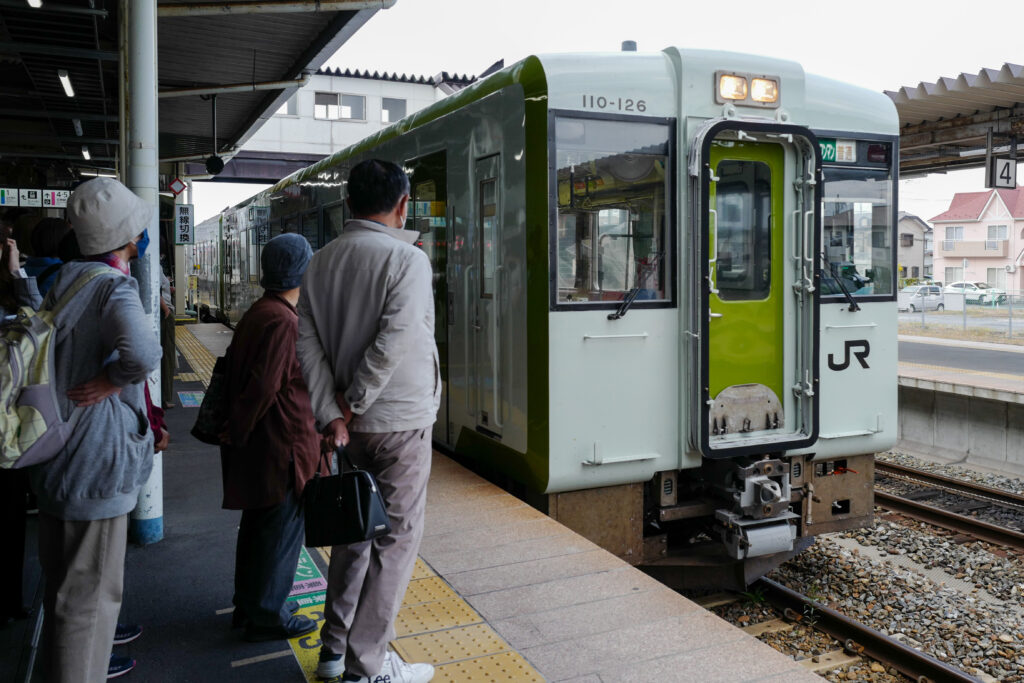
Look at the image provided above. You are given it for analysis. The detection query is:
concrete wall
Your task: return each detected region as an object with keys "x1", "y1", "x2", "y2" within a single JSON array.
[{"x1": 898, "y1": 384, "x2": 1024, "y2": 476}]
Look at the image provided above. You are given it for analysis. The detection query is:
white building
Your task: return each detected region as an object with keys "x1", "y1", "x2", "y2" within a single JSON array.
[
  {"x1": 930, "y1": 188, "x2": 1024, "y2": 290},
  {"x1": 896, "y1": 212, "x2": 932, "y2": 281},
  {"x1": 242, "y1": 66, "x2": 477, "y2": 158}
]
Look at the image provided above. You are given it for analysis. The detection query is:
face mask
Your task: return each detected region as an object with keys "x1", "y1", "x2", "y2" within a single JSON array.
[{"x1": 135, "y1": 229, "x2": 149, "y2": 260}]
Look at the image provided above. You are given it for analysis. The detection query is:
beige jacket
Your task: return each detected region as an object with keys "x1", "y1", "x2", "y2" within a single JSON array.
[{"x1": 296, "y1": 218, "x2": 440, "y2": 433}]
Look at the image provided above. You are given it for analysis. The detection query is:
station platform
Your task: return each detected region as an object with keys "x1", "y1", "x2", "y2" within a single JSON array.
[
  {"x1": 898, "y1": 334, "x2": 1024, "y2": 403},
  {"x1": 3, "y1": 323, "x2": 821, "y2": 682}
]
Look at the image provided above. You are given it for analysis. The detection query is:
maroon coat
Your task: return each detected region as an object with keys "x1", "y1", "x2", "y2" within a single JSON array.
[{"x1": 220, "y1": 293, "x2": 324, "y2": 510}]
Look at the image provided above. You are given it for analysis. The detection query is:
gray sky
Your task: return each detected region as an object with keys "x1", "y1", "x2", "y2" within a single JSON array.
[{"x1": 195, "y1": 0, "x2": 1024, "y2": 222}]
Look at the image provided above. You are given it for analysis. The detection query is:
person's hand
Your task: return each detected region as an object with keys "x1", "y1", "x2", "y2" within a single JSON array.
[
  {"x1": 322, "y1": 417, "x2": 349, "y2": 452},
  {"x1": 154, "y1": 427, "x2": 170, "y2": 452},
  {"x1": 160, "y1": 299, "x2": 171, "y2": 319},
  {"x1": 67, "y1": 371, "x2": 121, "y2": 406},
  {"x1": 5, "y1": 238, "x2": 20, "y2": 274},
  {"x1": 335, "y1": 392, "x2": 353, "y2": 426}
]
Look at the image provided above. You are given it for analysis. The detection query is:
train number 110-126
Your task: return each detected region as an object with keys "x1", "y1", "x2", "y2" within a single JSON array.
[{"x1": 582, "y1": 95, "x2": 647, "y2": 112}]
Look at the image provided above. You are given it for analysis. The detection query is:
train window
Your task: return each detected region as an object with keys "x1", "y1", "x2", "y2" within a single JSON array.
[
  {"x1": 821, "y1": 167, "x2": 894, "y2": 298},
  {"x1": 325, "y1": 202, "x2": 346, "y2": 240},
  {"x1": 480, "y1": 178, "x2": 498, "y2": 298},
  {"x1": 714, "y1": 160, "x2": 772, "y2": 301},
  {"x1": 554, "y1": 116, "x2": 671, "y2": 305}
]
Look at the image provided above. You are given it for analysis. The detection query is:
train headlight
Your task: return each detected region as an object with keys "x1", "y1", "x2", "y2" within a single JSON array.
[
  {"x1": 718, "y1": 74, "x2": 748, "y2": 101},
  {"x1": 751, "y1": 78, "x2": 779, "y2": 103}
]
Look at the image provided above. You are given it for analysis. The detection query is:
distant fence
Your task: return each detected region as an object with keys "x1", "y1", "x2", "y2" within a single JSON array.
[{"x1": 899, "y1": 289, "x2": 1024, "y2": 339}]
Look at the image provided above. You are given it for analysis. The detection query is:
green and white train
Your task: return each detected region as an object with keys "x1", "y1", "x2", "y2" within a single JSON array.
[{"x1": 186, "y1": 48, "x2": 899, "y2": 588}]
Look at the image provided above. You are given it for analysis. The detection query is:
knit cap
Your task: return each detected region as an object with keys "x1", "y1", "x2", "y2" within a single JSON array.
[{"x1": 260, "y1": 233, "x2": 312, "y2": 291}]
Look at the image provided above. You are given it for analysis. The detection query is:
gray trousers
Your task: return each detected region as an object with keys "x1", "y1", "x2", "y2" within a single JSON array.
[
  {"x1": 233, "y1": 489, "x2": 305, "y2": 627},
  {"x1": 38, "y1": 513, "x2": 127, "y2": 683},
  {"x1": 320, "y1": 428, "x2": 431, "y2": 678}
]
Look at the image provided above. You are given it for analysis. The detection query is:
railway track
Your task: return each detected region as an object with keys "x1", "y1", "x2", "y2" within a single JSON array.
[
  {"x1": 697, "y1": 580, "x2": 981, "y2": 682},
  {"x1": 874, "y1": 462, "x2": 1024, "y2": 551}
]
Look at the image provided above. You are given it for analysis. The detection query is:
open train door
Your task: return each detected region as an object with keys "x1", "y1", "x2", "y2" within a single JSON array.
[{"x1": 687, "y1": 120, "x2": 821, "y2": 458}]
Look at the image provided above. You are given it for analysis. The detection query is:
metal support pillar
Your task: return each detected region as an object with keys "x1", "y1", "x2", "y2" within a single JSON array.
[{"x1": 123, "y1": 0, "x2": 163, "y2": 545}]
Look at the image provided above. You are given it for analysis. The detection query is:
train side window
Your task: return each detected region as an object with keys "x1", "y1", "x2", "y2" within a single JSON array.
[
  {"x1": 821, "y1": 167, "x2": 894, "y2": 298},
  {"x1": 554, "y1": 116, "x2": 671, "y2": 305},
  {"x1": 325, "y1": 202, "x2": 347, "y2": 240},
  {"x1": 714, "y1": 160, "x2": 772, "y2": 301},
  {"x1": 480, "y1": 178, "x2": 498, "y2": 298}
]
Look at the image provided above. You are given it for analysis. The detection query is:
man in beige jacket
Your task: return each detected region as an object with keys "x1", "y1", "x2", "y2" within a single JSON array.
[{"x1": 296, "y1": 159, "x2": 439, "y2": 683}]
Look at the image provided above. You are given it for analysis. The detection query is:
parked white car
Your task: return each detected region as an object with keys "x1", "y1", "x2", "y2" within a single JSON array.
[
  {"x1": 898, "y1": 285, "x2": 944, "y2": 312},
  {"x1": 943, "y1": 281, "x2": 1007, "y2": 304}
]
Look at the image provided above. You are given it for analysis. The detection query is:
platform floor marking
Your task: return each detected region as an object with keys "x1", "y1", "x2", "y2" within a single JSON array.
[
  {"x1": 174, "y1": 372, "x2": 201, "y2": 383},
  {"x1": 230, "y1": 649, "x2": 293, "y2": 668}
]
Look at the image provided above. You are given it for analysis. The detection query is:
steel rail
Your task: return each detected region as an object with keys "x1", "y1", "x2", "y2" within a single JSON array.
[
  {"x1": 874, "y1": 490, "x2": 1024, "y2": 551},
  {"x1": 876, "y1": 461, "x2": 1024, "y2": 510},
  {"x1": 755, "y1": 578, "x2": 980, "y2": 683}
]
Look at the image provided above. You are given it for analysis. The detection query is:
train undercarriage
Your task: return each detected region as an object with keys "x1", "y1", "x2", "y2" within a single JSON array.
[{"x1": 546, "y1": 452, "x2": 875, "y2": 591}]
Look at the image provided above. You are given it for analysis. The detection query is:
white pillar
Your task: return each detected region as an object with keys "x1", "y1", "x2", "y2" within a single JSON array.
[{"x1": 124, "y1": 0, "x2": 163, "y2": 545}]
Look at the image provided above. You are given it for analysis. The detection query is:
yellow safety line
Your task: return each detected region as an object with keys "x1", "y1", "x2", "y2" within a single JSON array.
[
  {"x1": 180, "y1": 327, "x2": 544, "y2": 680},
  {"x1": 174, "y1": 325, "x2": 216, "y2": 387},
  {"x1": 900, "y1": 361, "x2": 1024, "y2": 382}
]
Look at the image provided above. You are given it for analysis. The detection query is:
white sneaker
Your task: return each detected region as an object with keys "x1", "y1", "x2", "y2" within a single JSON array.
[{"x1": 345, "y1": 651, "x2": 434, "y2": 683}]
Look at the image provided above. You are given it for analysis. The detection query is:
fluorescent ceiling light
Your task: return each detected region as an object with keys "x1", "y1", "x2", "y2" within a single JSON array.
[
  {"x1": 81, "y1": 145, "x2": 90, "y2": 160},
  {"x1": 57, "y1": 69, "x2": 74, "y2": 97},
  {"x1": 72, "y1": 118, "x2": 82, "y2": 136},
  {"x1": 27, "y1": 0, "x2": 43, "y2": 8}
]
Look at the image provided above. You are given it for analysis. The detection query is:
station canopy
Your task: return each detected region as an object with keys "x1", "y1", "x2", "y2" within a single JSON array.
[
  {"x1": 887, "y1": 63, "x2": 1024, "y2": 177},
  {"x1": 0, "y1": 0, "x2": 389, "y2": 186}
]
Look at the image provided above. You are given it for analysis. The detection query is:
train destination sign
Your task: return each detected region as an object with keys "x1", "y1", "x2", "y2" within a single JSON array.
[{"x1": 819, "y1": 139, "x2": 857, "y2": 164}]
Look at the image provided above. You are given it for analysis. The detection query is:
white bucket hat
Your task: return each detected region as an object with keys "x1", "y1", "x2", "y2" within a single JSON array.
[{"x1": 68, "y1": 178, "x2": 153, "y2": 256}]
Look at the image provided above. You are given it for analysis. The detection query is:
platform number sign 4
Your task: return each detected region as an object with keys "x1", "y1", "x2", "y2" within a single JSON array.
[
  {"x1": 175, "y1": 204, "x2": 194, "y2": 245},
  {"x1": 993, "y1": 158, "x2": 1017, "y2": 189}
]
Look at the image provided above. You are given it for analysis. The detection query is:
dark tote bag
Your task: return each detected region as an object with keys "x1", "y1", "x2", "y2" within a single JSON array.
[
  {"x1": 302, "y1": 447, "x2": 391, "y2": 547},
  {"x1": 190, "y1": 355, "x2": 228, "y2": 445}
]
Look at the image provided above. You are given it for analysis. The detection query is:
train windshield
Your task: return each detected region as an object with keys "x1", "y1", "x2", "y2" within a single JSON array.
[
  {"x1": 553, "y1": 116, "x2": 671, "y2": 305},
  {"x1": 821, "y1": 167, "x2": 894, "y2": 298}
]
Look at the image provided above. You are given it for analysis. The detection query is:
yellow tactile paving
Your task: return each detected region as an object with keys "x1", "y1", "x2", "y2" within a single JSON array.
[
  {"x1": 401, "y1": 576, "x2": 459, "y2": 607},
  {"x1": 173, "y1": 324, "x2": 216, "y2": 387},
  {"x1": 392, "y1": 623, "x2": 510, "y2": 665},
  {"x1": 174, "y1": 372, "x2": 201, "y2": 383},
  {"x1": 395, "y1": 596, "x2": 483, "y2": 637},
  {"x1": 435, "y1": 651, "x2": 546, "y2": 682}
]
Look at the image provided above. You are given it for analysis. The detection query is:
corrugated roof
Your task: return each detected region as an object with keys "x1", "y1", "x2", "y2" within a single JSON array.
[
  {"x1": 887, "y1": 63, "x2": 1024, "y2": 176},
  {"x1": 887, "y1": 63, "x2": 1024, "y2": 126},
  {"x1": 314, "y1": 66, "x2": 476, "y2": 87}
]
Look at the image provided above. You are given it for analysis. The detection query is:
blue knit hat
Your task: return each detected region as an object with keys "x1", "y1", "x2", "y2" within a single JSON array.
[{"x1": 261, "y1": 233, "x2": 312, "y2": 291}]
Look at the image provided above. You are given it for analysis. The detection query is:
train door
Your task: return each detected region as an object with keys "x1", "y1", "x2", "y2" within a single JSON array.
[
  {"x1": 301, "y1": 208, "x2": 320, "y2": 250},
  {"x1": 472, "y1": 155, "x2": 502, "y2": 436},
  {"x1": 690, "y1": 121, "x2": 819, "y2": 457},
  {"x1": 406, "y1": 151, "x2": 450, "y2": 444}
]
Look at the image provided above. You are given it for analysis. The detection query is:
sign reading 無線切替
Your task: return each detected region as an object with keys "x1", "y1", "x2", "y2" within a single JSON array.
[{"x1": 175, "y1": 203, "x2": 194, "y2": 245}]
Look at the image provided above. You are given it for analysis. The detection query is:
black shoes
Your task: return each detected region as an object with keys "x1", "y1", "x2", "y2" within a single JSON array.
[
  {"x1": 113, "y1": 623, "x2": 142, "y2": 645},
  {"x1": 243, "y1": 614, "x2": 317, "y2": 642},
  {"x1": 231, "y1": 600, "x2": 300, "y2": 628}
]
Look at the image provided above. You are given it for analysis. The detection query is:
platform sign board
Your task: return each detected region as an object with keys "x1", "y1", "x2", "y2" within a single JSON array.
[
  {"x1": 43, "y1": 189, "x2": 70, "y2": 208},
  {"x1": 174, "y1": 203, "x2": 194, "y2": 245},
  {"x1": 19, "y1": 189, "x2": 41, "y2": 207},
  {"x1": 0, "y1": 188, "x2": 18, "y2": 206},
  {"x1": 992, "y1": 158, "x2": 1017, "y2": 189}
]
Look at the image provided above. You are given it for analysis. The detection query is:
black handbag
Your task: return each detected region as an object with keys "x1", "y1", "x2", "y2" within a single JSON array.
[
  {"x1": 190, "y1": 355, "x2": 228, "y2": 445},
  {"x1": 302, "y1": 447, "x2": 391, "y2": 547}
]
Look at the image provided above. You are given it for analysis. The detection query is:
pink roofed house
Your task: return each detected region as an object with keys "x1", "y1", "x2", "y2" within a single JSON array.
[{"x1": 930, "y1": 187, "x2": 1024, "y2": 291}]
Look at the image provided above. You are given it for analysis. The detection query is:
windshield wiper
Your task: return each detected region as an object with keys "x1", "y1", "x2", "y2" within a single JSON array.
[
  {"x1": 822, "y1": 255, "x2": 860, "y2": 312},
  {"x1": 608, "y1": 287, "x2": 642, "y2": 320}
]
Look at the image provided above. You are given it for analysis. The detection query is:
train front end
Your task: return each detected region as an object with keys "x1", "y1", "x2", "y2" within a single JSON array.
[{"x1": 544, "y1": 49, "x2": 899, "y2": 588}]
